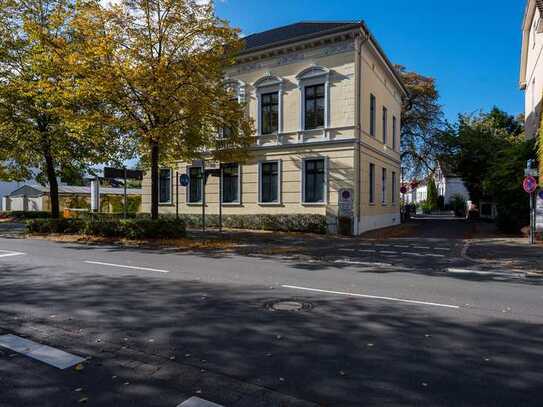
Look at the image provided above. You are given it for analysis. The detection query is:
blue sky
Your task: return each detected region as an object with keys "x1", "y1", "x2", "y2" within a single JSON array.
[{"x1": 215, "y1": 0, "x2": 526, "y2": 122}]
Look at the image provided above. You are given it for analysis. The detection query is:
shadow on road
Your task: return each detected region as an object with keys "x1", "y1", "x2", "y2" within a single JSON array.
[{"x1": 0, "y1": 262, "x2": 542, "y2": 406}]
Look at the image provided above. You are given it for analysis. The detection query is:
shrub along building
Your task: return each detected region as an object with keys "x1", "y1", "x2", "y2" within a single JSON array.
[{"x1": 142, "y1": 21, "x2": 407, "y2": 234}]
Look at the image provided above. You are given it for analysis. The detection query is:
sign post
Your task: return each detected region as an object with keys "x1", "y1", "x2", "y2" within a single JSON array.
[{"x1": 523, "y1": 169, "x2": 539, "y2": 245}]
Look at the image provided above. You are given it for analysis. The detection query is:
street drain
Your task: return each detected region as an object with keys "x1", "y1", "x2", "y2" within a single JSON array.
[{"x1": 266, "y1": 300, "x2": 312, "y2": 312}]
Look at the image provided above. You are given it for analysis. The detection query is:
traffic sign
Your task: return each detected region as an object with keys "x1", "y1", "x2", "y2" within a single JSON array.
[
  {"x1": 523, "y1": 176, "x2": 538, "y2": 194},
  {"x1": 400, "y1": 186, "x2": 407, "y2": 194},
  {"x1": 539, "y1": 189, "x2": 543, "y2": 200},
  {"x1": 179, "y1": 174, "x2": 189, "y2": 187},
  {"x1": 525, "y1": 168, "x2": 539, "y2": 177}
]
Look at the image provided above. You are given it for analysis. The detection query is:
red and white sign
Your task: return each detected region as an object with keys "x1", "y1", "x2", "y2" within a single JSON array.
[
  {"x1": 523, "y1": 176, "x2": 538, "y2": 194},
  {"x1": 400, "y1": 186, "x2": 408, "y2": 194}
]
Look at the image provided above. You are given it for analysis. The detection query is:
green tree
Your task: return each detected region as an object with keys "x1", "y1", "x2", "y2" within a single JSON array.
[
  {"x1": 441, "y1": 107, "x2": 534, "y2": 231},
  {"x1": 0, "y1": 0, "x2": 128, "y2": 218},
  {"x1": 426, "y1": 178, "x2": 439, "y2": 210},
  {"x1": 76, "y1": 0, "x2": 254, "y2": 219},
  {"x1": 397, "y1": 66, "x2": 445, "y2": 179}
]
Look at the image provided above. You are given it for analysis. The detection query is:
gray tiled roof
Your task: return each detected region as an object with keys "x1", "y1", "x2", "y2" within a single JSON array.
[
  {"x1": 242, "y1": 21, "x2": 361, "y2": 53},
  {"x1": 8, "y1": 184, "x2": 141, "y2": 197}
]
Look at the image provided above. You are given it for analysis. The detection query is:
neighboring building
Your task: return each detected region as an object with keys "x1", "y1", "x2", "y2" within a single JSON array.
[
  {"x1": 3, "y1": 184, "x2": 142, "y2": 213},
  {"x1": 434, "y1": 161, "x2": 469, "y2": 205},
  {"x1": 0, "y1": 181, "x2": 25, "y2": 211},
  {"x1": 403, "y1": 180, "x2": 427, "y2": 205},
  {"x1": 520, "y1": 0, "x2": 543, "y2": 139},
  {"x1": 142, "y1": 21, "x2": 407, "y2": 234}
]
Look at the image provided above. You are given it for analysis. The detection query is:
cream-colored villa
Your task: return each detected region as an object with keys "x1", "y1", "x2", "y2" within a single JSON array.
[
  {"x1": 520, "y1": 0, "x2": 543, "y2": 139},
  {"x1": 142, "y1": 21, "x2": 407, "y2": 234}
]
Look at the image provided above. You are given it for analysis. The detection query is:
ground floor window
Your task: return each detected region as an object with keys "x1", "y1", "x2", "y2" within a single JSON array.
[
  {"x1": 382, "y1": 168, "x2": 387, "y2": 205},
  {"x1": 159, "y1": 168, "x2": 171, "y2": 204},
  {"x1": 222, "y1": 163, "x2": 240, "y2": 203},
  {"x1": 188, "y1": 167, "x2": 203, "y2": 203},
  {"x1": 260, "y1": 161, "x2": 280, "y2": 203},
  {"x1": 369, "y1": 163, "x2": 375, "y2": 204},
  {"x1": 392, "y1": 171, "x2": 397, "y2": 204},
  {"x1": 304, "y1": 158, "x2": 325, "y2": 203}
]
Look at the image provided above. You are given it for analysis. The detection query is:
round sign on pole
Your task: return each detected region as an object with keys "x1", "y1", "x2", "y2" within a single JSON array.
[
  {"x1": 523, "y1": 176, "x2": 538, "y2": 194},
  {"x1": 400, "y1": 186, "x2": 407, "y2": 194},
  {"x1": 180, "y1": 174, "x2": 190, "y2": 187},
  {"x1": 539, "y1": 189, "x2": 543, "y2": 200}
]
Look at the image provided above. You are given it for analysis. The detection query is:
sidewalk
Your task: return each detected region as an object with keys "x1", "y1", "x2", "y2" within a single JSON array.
[{"x1": 464, "y1": 238, "x2": 543, "y2": 276}]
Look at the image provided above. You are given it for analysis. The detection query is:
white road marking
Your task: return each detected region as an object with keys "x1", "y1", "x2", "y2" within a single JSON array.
[
  {"x1": 393, "y1": 245, "x2": 410, "y2": 248},
  {"x1": 435, "y1": 247, "x2": 451, "y2": 251},
  {"x1": 380, "y1": 250, "x2": 398, "y2": 255},
  {"x1": 413, "y1": 246, "x2": 430, "y2": 250},
  {"x1": 447, "y1": 268, "x2": 524, "y2": 278},
  {"x1": 84, "y1": 261, "x2": 170, "y2": 273},
  {"x1": 177, "y1": 397, "x2": 224, "y2": 407},
  {"x1": 282, "y1": 285, "x2": 460, "y2": 309},
  {"x1": 333, "y1": 260, "x2": 392, "y2": 267},
  {"x1": 0, "y1": 334, "x2": 85, "y2": 369},
  {"x1": 0, "y1": 250, "x2": 25, "y2": 258},
  {"x1": 425, "y1": 254, "x2": 446, "y2": 258},
  {"x1": 360, "y1": 249, "x2": 377, "y2": 253},
  {"x1": 402, "y1": 252, "x2": 423, "y2": 257},
  {"x1": 375, "y1": 244, "x2": 388, "y2": 247}
]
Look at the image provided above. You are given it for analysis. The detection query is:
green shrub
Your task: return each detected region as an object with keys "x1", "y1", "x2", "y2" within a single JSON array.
[
  {"x1": 26, "y1": 217, "x2": 186, "y2": 239},
  {"x1": 450, "y1": 194, "x2": 467, "y2": 217},
  {"x1": 419, "y1": 201, "x2": 433, "y2": 215},
  {"x1": 26, "y1": 218, "x2": 83, "y2": 234},
  {"x1": 9, "y1": 211, "x2": 51, "y2": 219},
  {"x1": 176, "y1": 213, "x2": 327, "y2": 234}
]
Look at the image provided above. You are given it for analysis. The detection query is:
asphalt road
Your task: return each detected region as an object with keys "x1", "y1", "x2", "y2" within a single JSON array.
[{"x1": 1, "y1": 235, "x2": 542, "y2": 406}]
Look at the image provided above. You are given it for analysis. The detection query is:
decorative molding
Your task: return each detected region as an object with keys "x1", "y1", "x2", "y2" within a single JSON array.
[{"x1": 232, "y1": 40, "x2": 355, "y2": 75}]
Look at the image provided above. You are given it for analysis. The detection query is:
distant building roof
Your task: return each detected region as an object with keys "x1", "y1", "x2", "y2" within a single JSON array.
[
  {"x1": 437, "y1": 160, "x2": 459, "y2": 178},
  {"x1": 242, "y1": 21, "x2": 361, "y2": 52},
  {"x1": 8, "y1": 184, "x2": 141, "y2": 197}
]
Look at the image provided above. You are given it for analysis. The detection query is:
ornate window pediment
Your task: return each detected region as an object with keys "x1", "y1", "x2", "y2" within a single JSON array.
[
  {"x1": 296, "y1": 65, "x2": 330, "y2": 81},
  {"x1": 253, "y1": 72, "x2": 283, "y2": 89}
]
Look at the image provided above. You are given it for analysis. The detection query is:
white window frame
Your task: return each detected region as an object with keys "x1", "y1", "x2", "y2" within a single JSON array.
[
  {"x1": 301, "y1": 156, "x2": 328, "y2": 205},
  {"x1": 296, "y1": 66, "x2": 331, "y2": 134},
  {"x1": 158, "y1": 168, "x2": 173, "y2": 205},
  {"x1": 257, "y1": 160, "x2": 282, "y2": 205},
  {"x1": 392, "y1": 171, "x2": 397, "y2": 205},
  {"x1": 254, "y1": 74, "x2": 283, "y2": 137},
  {"x1": 186, "y1": 165, "x2": 203, "y2": 205},
  {"x1": 221, "y1": 163, "x2": 241, "y2": 205},
  {"x1": 220, "y1": 79, "x2": 246, "y2": 139},
  {"x1": 392, "y1": 115, "x2": 398, "y2": 151}
]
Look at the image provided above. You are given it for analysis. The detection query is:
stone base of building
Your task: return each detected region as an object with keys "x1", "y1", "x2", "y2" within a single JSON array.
[{"x1": 356, "y1": 212, "x2": 400, "y2": 235}]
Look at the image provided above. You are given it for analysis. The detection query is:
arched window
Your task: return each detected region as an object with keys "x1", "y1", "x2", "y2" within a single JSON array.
[
  {"x1": 296, "y1": 65, "x2": 331, "y2": 133},
  {"x1": 253, "y1": 73, "x2": 284, "y2": 136}
]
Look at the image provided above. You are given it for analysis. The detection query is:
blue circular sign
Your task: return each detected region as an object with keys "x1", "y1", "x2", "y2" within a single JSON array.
[
  {"x1": 179, "y1": 174, "x2": 190, "y2": 187},
  {"x1": 539, "y1": 190, "x2": 543, "y2": 200}
]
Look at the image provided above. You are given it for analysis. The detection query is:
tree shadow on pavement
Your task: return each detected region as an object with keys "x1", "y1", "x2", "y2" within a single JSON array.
[{"x1": 0, "y1": 263, "x2": 542, "y2": 406}]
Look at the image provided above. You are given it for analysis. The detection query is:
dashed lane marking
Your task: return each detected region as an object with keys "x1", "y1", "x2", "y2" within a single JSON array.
[
  {"x1": 0, "y1": 250, "x2": 25, "y2": 258},
  {"x1": 282, "y1": 285, "x2": 460, "y2": 309},
  {"x1": 360, "y1": 249, "x2": 377, "y2": 253},
  {"x1": 84, "y1": 261, "x2": 170, "y2": 273},
  {"x1": 177, "y1": 397, "x2": 224, "y2": 407},
  {"x1": 0, "y1": 334, "x2": 85, "y2": 369}
]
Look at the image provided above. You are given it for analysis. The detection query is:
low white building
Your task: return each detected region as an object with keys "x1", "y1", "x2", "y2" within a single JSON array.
[{"x1": 434, "y1": 161, "x2": 470, "y2": 205}]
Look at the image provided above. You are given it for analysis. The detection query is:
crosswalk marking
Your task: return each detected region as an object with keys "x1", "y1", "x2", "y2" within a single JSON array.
[
  {"x1": 177, "y1": 397, "x2": 224, "y2": 407},
  {"x1": 0, "y1": 334, "x2": 85, "y2": 369}
]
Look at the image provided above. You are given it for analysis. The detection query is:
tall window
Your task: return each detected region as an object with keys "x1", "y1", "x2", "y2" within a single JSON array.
[
  {"x1": 392, "y1": 115, "x2": 397, "y2": 151},
  {"x1": 188, "y1": 167, "x2": 203, "y2": 203},
  {"x1": 382, "y1": 106, "x2": 388, "y2": 144},
  {"x1": 304, "y1": 158, "x2": 325, "y2": 203},
  {"x1": 261, "y1": 92, "x2": 279, "y2": 135},
  {"x1": 392, "y1": 171, "x2": 397, "y2": 204},
  {"x1": 159, "y1": 168, "x2": 171, "y2": 204},
  {"x1": 382, "y1": 168, "x2": 387, "y2": 204},
  {"x1": 305, "y1": 84, "x2": 325, "y2": 130},
  {"x1": 370, "y1": 94, "x2": 376, "y2": 137},
  {"x1": 222, "y1": 163, "x2": 239, "y2": 203},
  {"x1": 260, "y1": 161, "x2": 279, "y2": 203},
  {"x1": 369, "y1": 163, "x2": 375, "y2": 203}
]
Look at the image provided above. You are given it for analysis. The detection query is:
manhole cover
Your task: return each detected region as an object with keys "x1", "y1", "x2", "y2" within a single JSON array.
[{"x1": 266, "y1": 300, "x2": 312, "y2": 312}]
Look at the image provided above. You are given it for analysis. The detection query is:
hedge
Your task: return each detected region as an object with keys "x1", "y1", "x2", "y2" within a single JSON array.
[
  {"x1": 26, "y1": 217, "x2": 186, "y2": 239},
  {"x1": 5, "y1": 211, "x2": 51, "y2": 219},
  {"x1": 175, "y1": 214, "x2": 327, "y2": 234}
]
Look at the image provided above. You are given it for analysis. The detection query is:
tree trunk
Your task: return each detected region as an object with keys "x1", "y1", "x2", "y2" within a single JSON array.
[
  {"x1": 150, "y1": 140, "x2": 159, "y2": 220},
  {"x1": 44, "y1": 148, "x2": 60, "y2": 219}
]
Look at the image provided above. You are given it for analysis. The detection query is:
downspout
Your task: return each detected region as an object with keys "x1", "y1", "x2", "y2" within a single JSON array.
[{"x1": 354, "y1": 29, "x2": 369, "y2": 235}]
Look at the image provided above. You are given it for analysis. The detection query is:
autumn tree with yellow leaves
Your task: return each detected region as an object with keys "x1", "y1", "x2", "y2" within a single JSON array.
[
  {"x1": 76, "y1": 0, "x2": 254, "y2": 219},
  {"x1": 0, "y1": 0, "x2": 130, "y2": 218}
]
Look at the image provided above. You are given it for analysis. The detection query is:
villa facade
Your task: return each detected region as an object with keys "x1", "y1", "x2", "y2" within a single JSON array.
[{"x1": 142, "y1": 21, "x2": 407, "y2": 234}]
